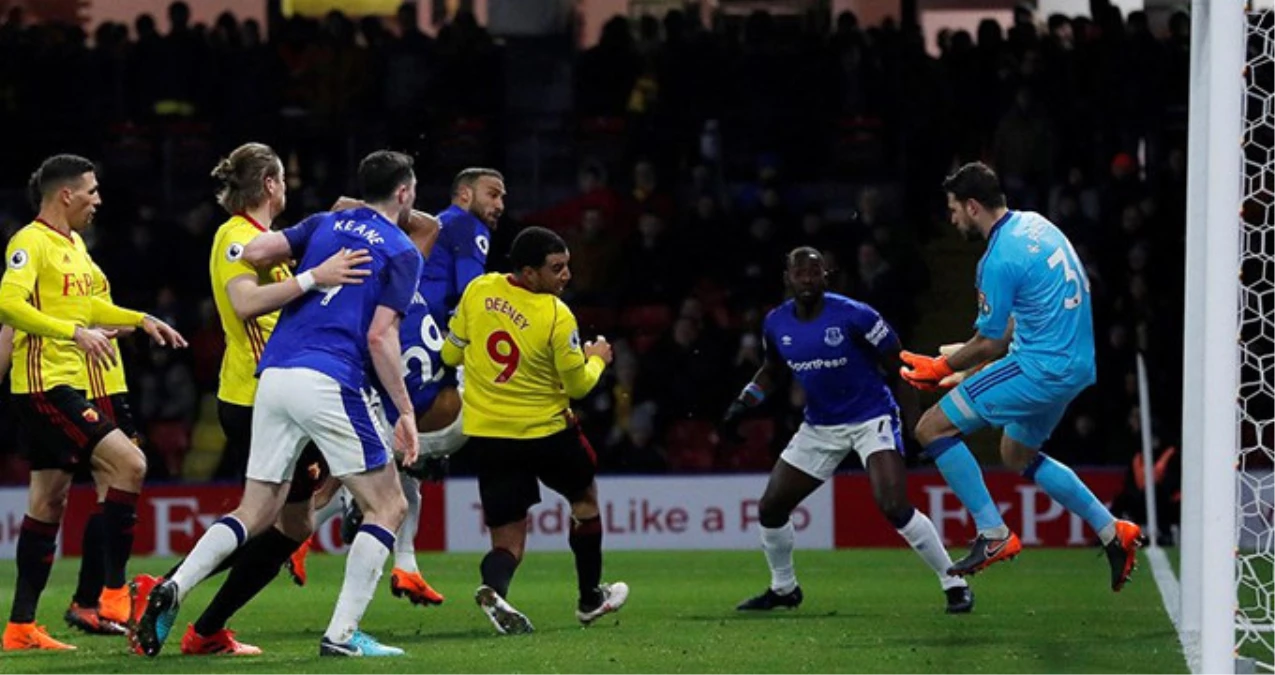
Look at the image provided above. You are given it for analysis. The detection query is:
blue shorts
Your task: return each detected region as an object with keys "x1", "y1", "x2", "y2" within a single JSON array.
[{"x1": 938, "y1": 357, "x2": 1085, "y2": 449}]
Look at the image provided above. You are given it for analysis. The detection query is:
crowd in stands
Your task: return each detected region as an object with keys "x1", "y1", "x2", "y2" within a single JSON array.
[{"x1": 0, "y1": 1, "x2": 1208, "y2": 484}]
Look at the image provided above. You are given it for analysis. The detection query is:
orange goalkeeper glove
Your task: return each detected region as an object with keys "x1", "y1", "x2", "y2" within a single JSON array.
[{"x1": 899, "y1": 350, "x2": 955, "y2": 391}]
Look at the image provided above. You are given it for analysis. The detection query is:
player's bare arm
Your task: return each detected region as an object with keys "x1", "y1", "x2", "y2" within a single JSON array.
[
  {"x1": 225, "y1": 248, "x2": 373, "y2": 321},
  {"x1": 368, "y1": 304, "x2": 419, "y2": 466}
]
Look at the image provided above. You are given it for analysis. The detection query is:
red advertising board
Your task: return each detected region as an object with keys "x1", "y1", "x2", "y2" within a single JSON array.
[
  {"x1": 61, "y1": 482, "x2": 446, "y2": 556},
  {"x1": 833, "y1": 468, "x2": 1125, "y2": 547},
  {"x1": 43, "y1": 468, "x2": 1124, "y2": 557}
]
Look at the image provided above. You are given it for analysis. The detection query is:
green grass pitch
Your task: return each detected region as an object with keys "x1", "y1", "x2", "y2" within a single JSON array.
[{"x1": 0, "y1": 549, "x2": 1186, "y2": 673}]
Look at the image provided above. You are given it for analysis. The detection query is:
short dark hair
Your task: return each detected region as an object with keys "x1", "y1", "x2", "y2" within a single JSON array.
[
  {"x1": 451, "y1": 167, "x2": 504, "y2": 198},
  {"x1": 509, "y1": 226, "x2": 567, "y2": 270},
  {"x1": 358, "y1": 150, "x2": 415, "y2": 203},
  {"x1": 786, "y1": 246, "x2": 824, "y2": 268},
  {"x1": 942, "y1": 162, "x2": 1007, "y2": 209},
  {"x1": 28, "y1": 154, "x2": 96, "y2": 210}
]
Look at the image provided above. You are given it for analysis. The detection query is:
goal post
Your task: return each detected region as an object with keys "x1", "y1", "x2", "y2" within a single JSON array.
[{"x1": 1188, "y1": 0, "x2": 1239, "y2": 668}]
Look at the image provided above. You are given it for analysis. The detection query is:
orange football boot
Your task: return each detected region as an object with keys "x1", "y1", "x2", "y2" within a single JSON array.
[
  {"x1": 390, "y1": 568, "x2": 445, "y2": 606},
  {"x1": 947, "y1": 531, "x2": 1023, "y2": 577},
  {"x1": 3, "y1": 622, "x2": 76, "y2": 651},
  {"x1": 180, "y1": 624, "x2": 262, "y2": 655},
  {"x1": 285, "y1": 536, "x2": 314, "y2": 587},
  {"x1": 64, "y1": 602, "x2": 125, "y2": 636},
  {"x1": 1105, "y1": 519, "x2": 1149, "y2": 592},
  {"x1": 99, "y1": 586, "x2": 131, "y2": 626}
]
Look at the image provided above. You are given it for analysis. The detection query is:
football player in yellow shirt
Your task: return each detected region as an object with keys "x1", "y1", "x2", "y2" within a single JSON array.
[
  {"x1": 0, "y1": 154, "x2": 185, "y2": 651},
  {"x1": 442, "y1": 226, "x2": 628, "y2": 634}
]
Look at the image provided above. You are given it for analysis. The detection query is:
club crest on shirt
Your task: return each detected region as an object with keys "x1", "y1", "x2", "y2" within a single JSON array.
[
  {"x1": 8, "y1": 249, "x2": 28, "y2": 270},
  {"x1": 824, "y1": 326, "x2": 844, "y2": 347},
  {"x1": 81, "y1": 408, "x2": 99, "y2": 423},
  {"x1": 226, "y1": 242, "x2": 245, "y2": 262}
]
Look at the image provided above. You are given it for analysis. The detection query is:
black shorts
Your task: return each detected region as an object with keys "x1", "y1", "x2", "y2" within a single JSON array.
[
  {"x1": 218, "y1": 401, "x2": 329, "y2": 503},
  {"x1": 473, "y1": 425, "x2": 598, "y2": 528},
  {"x1": 93, "y1": 393, "x2": 138, "y2": 443},
  {"x1": 14, "y1": 385, "x2": 118, "y2": 472}
]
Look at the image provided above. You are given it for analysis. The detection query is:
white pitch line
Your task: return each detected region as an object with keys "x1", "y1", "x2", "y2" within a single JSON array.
[{"x1": 1147, "y1": 546, "x2": 1200, "y2": 673}]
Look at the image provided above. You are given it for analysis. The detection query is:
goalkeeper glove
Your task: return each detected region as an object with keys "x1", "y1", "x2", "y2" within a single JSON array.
[{"x1": 899, "y1": 350, "x2": 955, "y2": 391}]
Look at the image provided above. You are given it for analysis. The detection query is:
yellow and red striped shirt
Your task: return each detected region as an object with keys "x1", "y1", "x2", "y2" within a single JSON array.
[
  {"x1": 1, "y1": 221, "x2": 99, "y2": 393},
  {"x1": 209, "y1": 214, "x2": 292, "y2": 406},
  {"x1": 84, "y1": 259, "x2": 128, "y2": 398}
]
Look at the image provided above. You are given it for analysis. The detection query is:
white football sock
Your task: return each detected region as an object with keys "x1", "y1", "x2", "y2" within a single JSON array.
[
  {"x1": 313, "y1": 487, "x2": 348, "y2": 528},
  {"x1": 325, "y1": 525, "x2": 393, "y2": 644},
  {"x1": 760, "y1": 522, "x2": 797, "y2": 595},
  {"x1": 395, "y1": 474, "x2": 421, "y2": 573},
  {"x1": 897, "y1": 509, "x2": 967, "y2": 590},
  {"x1": 171, "y1": 516, "x2": 246, "y2": 603},
  {"x1": 1097, "y1": 522, "x2": 1117, "y2": 546}
]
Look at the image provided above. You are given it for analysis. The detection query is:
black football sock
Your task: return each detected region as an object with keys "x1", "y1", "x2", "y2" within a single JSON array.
[
  {"x1": 479, "y1": 548, "x2": 520, "y2": 599},
  {"x1": 101, "y1": 488, "x2": 138, "y2": 589},
  {"x1": 569, "y1": 516, "x2": 604, "y2": 608},
  {"x1": 72, "y1": 510, "x2": 107, "y2": 607},
  {"x1": 10, "y1": 516, "x2": 59, "y2": 623},
  {"x1": 192, "y1": 528, "x2": 301, "y2": 637}
]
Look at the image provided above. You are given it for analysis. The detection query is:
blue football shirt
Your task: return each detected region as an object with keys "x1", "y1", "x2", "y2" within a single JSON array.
[
  {"x1": 975, "y1": 210, "x2": 1096, "y2": 385},
  {"x1": 420, "y1": 204, "x2": 489, "y2": 328},
  {"x1": 763, "y1": 293, "x2": 899, "y2": 426},
  {"x1": 258, "y1": 207, "x2": 422, "y2": 390}
]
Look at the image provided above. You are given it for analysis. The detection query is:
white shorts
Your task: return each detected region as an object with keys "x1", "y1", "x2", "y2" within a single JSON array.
[
  {"x1": 247, "y1": 368, "x2": 392, "y2": 483},
  {"x1": 779, "y1": 414, "x2": 903, "y2": 482}
]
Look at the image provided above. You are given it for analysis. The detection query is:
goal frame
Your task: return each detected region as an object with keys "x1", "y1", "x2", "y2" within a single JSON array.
[{"x1": 1182, "y1": 1, "x2": 1250, "y2": 673}]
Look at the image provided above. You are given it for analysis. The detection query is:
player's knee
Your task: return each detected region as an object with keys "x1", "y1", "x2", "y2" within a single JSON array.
[
  {"x1": 31, "y1": 492, "x2": 68, "y2": 523},
  {"x1": 875, "y1": 496, "x2": 913, "y2": 529},
  {"x1": 757, "y1": 497, "x2": 789, "y2": 529},
  {"x1": 914, "y1": 408, "x2": 946, "y2": 446},
  {"x1": 119, "y1": 452, "x2": 147, "y2": 491},
  {"x1": 1000, "y1": 444, "x2": 1037, "y2": 472},
  {"x1": 276, "y1": 505, "x2": 315, "y2": 542},
  {"x1": 570, "y1": 499, "x2": 599, "y2": 521}
]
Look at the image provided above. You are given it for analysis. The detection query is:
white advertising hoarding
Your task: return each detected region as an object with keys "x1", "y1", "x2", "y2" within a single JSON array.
[{"x1": 445, "y1": 475, "x2": 833, "y2": 552}]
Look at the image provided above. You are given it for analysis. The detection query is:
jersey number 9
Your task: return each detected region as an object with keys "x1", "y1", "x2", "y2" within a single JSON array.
[{"x1": 486, "y1": 330, "x2": 520, "y2": 383}]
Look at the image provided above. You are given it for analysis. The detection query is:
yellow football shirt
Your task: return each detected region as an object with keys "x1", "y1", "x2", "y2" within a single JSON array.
[
  {"x1": 209, "y1": 214, "x2": 291, "y2": 407},
  {"x1": 85, "y1": 259, "x2": 128, "y2": 397},
  {"x1": 443, "y1": 272, "x2": 606, "y2": 439},
  {"x1": 2, "y1": 221, "x2": 102, "y2": 393}
]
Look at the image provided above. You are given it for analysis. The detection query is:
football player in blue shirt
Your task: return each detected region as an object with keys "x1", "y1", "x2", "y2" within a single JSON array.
[
  {"x1": 722, "y1": 247, "x2": 974, "y2": 614},
  {"x1": 899, "y1": 162, "x2": 1145, "y2": 591},
  {"x1": 318, "y1": 167, "x2": 506, "y2": 602},
  {"x1": 137, "y1": 151, "x2": 424, "y2": 658}
]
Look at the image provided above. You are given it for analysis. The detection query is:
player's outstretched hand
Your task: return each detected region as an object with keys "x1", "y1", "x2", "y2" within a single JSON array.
[
  {"x1": 899, "y1": 350, "x2": 954, "y2": 391},
  {"x1": 141, "y1": 315, "x2": 188, "y2": 349},
  {"x1": 74, "y1": 326, "x2": 118, "y2": 368},
  {"x1": 395, "y1": 415, "x2": 420, "y2": 468},
  {"x1": 312, "y1": 248, "x2": 373, "y2": 287},
  {"x1": 584, "y1": 335, "x2": 614, "y2": 365}
]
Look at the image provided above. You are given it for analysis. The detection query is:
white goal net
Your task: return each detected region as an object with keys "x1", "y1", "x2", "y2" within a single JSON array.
[{"x1": 1237, "y1": 3, "x2": 1274, "y2": 671}]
